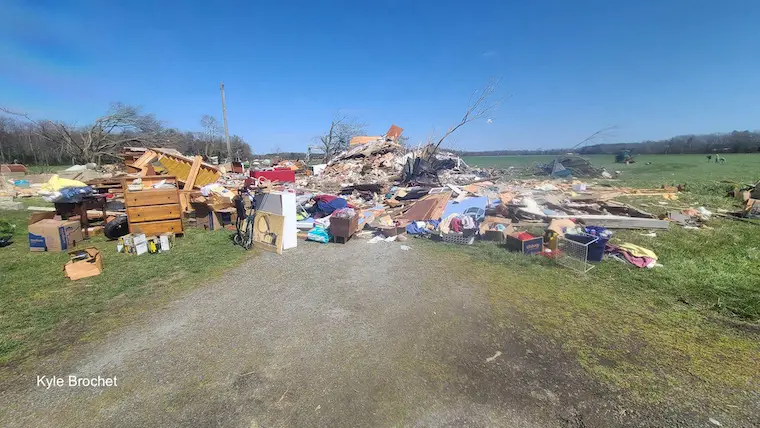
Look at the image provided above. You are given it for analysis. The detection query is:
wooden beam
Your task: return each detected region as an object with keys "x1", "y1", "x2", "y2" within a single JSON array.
[
  {"x1": 546, "y1": 214, "x2": 670, "y2": 229},
  {"x1": 183, "y1": 155, "x2": 203, "y2": 191},
  {"x1": 131, "y1": 150, "x2": 156, "y2": 168}
]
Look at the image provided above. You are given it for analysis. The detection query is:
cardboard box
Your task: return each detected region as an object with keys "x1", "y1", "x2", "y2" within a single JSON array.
[
  {"x1": 28, "y1": 211, "x2": 56, "y2": 225},
  {"x1": 119, "y1": 233, "x2": 148, "y2": 255},
  {"x1": 506, "y1": 233, "x2": 543, "y2": 255},
  {"x1": 28, "y1": 219, "x2": 83, "y2": 252},
  {"x1": 479, "y1": 216, "x2": 514, "y2": 242},
  {"x1": 64, "y1": 247, "x2": 103, "y2": 280}
]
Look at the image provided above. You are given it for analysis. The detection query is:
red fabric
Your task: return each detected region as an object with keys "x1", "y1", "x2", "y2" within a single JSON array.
[
  {"x1": 252, "y1": 169, "x2": 295, "y2": 183},
  {"x1": 313, "y1": 194, "x2": 338, "y2": 204},
  {"x1": 313, "y1": 194, "x2": 354, "y2": 209},
  {"x1": 516, "y1": 232, "x2": 535, "y2": 240},
  {"x1": 450, "y1": 217, "x2": 463, "y2": 233}
]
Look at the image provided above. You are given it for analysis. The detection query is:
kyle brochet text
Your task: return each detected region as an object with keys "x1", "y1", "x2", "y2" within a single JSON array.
[{"x1": 37, "y1": 375, "x2": 117, "y2": 389}]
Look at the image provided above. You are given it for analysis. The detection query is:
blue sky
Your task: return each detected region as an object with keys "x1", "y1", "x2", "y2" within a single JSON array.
[{"x1": 1, "y1": 0, "x2": 759, "y2": 152}]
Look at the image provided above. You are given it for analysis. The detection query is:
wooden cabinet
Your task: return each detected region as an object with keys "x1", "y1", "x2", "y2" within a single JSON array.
[{"x1": 123, "y1": 176, "x2": 184, "y2": 236}]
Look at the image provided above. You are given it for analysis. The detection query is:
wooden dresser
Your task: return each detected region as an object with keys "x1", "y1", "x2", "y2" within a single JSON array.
[{"x1": 123, "y1": 176, "x2": 184, "y2": 236}]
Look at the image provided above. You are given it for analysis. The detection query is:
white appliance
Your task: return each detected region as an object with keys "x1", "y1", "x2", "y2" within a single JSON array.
[{"x1": 256, "y1": 191, "x2": 297, "y2": 250}]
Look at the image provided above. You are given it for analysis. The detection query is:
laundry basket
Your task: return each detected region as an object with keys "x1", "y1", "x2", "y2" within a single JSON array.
[{"x1": 442, "y1": 228, "x2": 476, "y2": 245}]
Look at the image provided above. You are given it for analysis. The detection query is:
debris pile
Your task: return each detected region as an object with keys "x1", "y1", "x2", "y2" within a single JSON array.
[
  {"x1": 536, "y1": 155, "x2": 609, "y2": 178},
  {"x1": 299, "y1": 139, "x2": 404, "y2": 190},
  {"x1": 6, "y1": 121, "x2": 749, "y2": 280}
]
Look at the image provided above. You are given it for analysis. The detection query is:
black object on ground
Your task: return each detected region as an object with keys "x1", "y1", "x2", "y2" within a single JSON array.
[{"x1": 103, "y1": 216, "x2": 130, "y2": 240}]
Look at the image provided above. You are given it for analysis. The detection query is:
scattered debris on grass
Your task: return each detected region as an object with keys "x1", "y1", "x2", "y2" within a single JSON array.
[{"x1": 2, "y1": 134, "x2": 755, "y2": 283}]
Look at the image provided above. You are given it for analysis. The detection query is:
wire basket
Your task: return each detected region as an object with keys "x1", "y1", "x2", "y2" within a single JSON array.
[
  {"x1": 555, "y1": 233, "x2": 598, "y2": 273},
  {"x1": 442, "y1": 232, "x2": 476, "y2": 245}
]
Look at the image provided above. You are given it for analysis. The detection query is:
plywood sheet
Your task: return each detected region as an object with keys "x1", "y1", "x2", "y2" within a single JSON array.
[{"x1": 253, "y1": 212, "x2": 285, "y2": 254}]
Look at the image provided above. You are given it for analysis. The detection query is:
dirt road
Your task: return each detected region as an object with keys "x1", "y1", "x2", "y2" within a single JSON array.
[{"x1": 1, "y1": 241, "x2": 671, "y2": 427}]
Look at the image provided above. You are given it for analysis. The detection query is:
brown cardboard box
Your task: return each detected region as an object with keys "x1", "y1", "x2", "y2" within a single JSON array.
[
  {"x1": 479, "y1": 216, "x2": 514, "y2": 242},
  {"x1": 28, "y1": 211, "x2": 56, "y2": 225},
  {"x1": 64, "y1": 247, "x2": 103, "y2": 280},
  {"x1": 28, "y1": 219, "x2": 83, "y2": 252}
]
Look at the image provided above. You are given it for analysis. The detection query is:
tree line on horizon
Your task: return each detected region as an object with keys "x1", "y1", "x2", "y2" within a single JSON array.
[
  {"x1": 0, "y1": 104, "x2": 252, "y2": 166},
  {"x1": 458, "y1": 130, "x2": 760, "y2": 156}
]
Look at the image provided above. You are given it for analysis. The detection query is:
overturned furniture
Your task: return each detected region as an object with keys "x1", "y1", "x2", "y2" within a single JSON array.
[{"x1": 123, "y1": 176, "x2": 184, "y2": 236}]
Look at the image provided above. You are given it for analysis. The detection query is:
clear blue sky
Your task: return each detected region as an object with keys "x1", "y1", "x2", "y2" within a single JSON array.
[{"x1": 2, "y1": 0, "x2": 759, "y2": 153}]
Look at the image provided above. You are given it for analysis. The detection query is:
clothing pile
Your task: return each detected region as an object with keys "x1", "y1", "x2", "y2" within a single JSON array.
[
  {"x1": 308, "y1": 195, "x2": 350, "y2": 218},
  {"x1": 38, "y1": 175, "x2": 94, "y2": 203},
  {"x1": 440, "y1": 213, "x2": 476, "y2": 234},
  {"x1": 332, "y1": 207, "x2": 356, "y2": 219},
  {"x1": 406, "y1": 220, "x2": 440, "y2": 235},
  {"x1": 606, "y1": 243, "x2": 659, "y2": 268}
]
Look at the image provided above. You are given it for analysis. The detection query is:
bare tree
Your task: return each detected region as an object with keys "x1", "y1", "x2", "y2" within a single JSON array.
[
  {"x1": 430, "y1": 78, "x2": 503, "y2": 154},
  {"x1": 571, "y1": 125, "x2": 617, "y2": 151},
  {"x1": 317, "y1": 114, "x2": 367, "y2": 161},
  {"x1": 199, "y1": 115, "x2": 220, "y2": 157},
  {"x1": 1, "y1": 103, "x2": 162, "y2": 164}
]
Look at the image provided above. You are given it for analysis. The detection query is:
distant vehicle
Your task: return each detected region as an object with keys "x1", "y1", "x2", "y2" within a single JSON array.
[{"x1": 615, "y1": 150, "x2": 635, "y2": 164}]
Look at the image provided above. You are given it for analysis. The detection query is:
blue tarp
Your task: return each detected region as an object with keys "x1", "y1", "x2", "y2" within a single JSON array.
[{"x1": 441, "y1": 197, "x2": 488, "y2": 219}]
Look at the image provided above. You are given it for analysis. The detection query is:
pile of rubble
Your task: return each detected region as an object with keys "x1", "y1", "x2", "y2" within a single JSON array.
[{"x1": 297, "y1": 138, "x2": 489, "y2": 191}]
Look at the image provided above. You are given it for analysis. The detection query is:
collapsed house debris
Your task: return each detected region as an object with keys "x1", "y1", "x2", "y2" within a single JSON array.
[{"x1": 3, "y1": 120, "x2": 750, "y2": 280}]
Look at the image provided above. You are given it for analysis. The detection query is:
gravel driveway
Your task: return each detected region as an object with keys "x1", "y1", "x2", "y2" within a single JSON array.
[{"x1": 2, "y1": 239, "x2": 646, "y2": 427}]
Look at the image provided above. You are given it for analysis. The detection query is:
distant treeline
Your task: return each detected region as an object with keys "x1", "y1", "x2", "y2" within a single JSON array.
[
  {"x1": 460, "y1": 130, "x2": 760, "y2": 156},
  {"x1": 0, "y1": 105, "x2": 252, "y2": 165}
]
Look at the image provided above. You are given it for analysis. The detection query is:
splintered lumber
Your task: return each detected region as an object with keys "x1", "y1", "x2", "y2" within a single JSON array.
[
  {"x1": 397, "y1": 191, "x2": 451, "y2": 221},
  {"x1": 131, "y1": 151, "x2": 155, "y2": 169},
  {"x1": 546, "y1": 214, "x2": 670, "y2": 229},
  {"x1": 152, "y1": 148, "x2": 220, "y2": 189},
  {"x1": 183, "y1": 156, "x2": 203, "y2": 191}
]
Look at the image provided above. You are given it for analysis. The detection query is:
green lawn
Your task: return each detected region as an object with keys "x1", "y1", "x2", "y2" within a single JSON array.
[
  {"x1": 464, "y1": 153, "x2": 760, "y2": 189},
  {"x1": 426, "y1": 239, "x2": 760, "y2": 417},
  {"x1": 433, "y1": 153, "x2": 760, "y2": 418},
  {"x1": 0, "y1": 199, "x2": 252, "y2": 367}
]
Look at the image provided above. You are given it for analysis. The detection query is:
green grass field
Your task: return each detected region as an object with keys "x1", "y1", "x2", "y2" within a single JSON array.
[
  {"x1": 0, "y1": 199, "x2": 252, "y2": 367},
  {"x1": 464, "y1": 153, "x2": 760, "y2": 190},
  {"x1": 450, "y1": 153, "x2": 760, "y2": 416}
]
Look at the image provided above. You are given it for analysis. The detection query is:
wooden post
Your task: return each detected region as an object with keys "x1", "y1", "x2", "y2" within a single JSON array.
[{"x1": 220, "y1": 82, "x2": 232, "y2": 163}]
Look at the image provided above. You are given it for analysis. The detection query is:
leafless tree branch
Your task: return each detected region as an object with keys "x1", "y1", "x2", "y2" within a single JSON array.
[
  {"x1": 571, "y1": 125, "x2": 618, "y2": 150},
  {"x1": 430, "y1": 77, "x2": 504, "y2": 156}
]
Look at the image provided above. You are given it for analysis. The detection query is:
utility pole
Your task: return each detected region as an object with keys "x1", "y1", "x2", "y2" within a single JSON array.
[{"x1": 220, "y1": 82, "x2": 232, "y2": 162}]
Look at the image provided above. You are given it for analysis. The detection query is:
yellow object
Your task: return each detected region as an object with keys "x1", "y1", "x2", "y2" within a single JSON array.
[
  {"x1": 663, "y1": 193, "x2": 679, "y2": 200},
  {"x1": 619, "y1": 243, "x2": 658, "y2": 260},
  {"x1": 41, "y1": 175, "x2": 88, "y2": 192}
]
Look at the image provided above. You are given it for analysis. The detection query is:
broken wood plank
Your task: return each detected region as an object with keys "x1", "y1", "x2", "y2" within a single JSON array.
[
  {"x1": 546, "y1": 214, "x2": 670, "y2": 229},
  {"x1": 600, "y1": 201, "x2": 656, "y2": 218},
  {"x1": 131, "y1": 150, "x2": 156, "y2": 168},
  {"x1": 183, "y1": 155, "x2": 203, "y2": 191},
  {"x1": 27, "y1": 206, "x2": 124, "y2": 216}
]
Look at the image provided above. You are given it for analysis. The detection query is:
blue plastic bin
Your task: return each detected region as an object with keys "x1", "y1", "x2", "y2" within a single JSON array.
[{"x1": 565, "y1": 233, "x2": 607, "y2": 262}]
